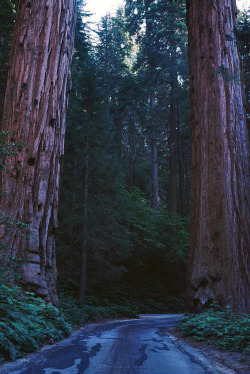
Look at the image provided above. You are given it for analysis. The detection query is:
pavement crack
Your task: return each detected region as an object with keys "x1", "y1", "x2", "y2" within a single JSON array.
[{"x1": 135, "y1": 344, "x2": 148, "y2": 367}]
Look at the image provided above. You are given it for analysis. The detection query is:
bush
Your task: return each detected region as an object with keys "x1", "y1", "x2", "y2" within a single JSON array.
[
  {"x1": 59, "y1": 292, "x2": 139, "y2": 326},
  {"x1": 59, "y1": 292, "x2": 184, "y2": 328},
  {"x1": 0, "y1": 284, "x2": 72, "y2": 363},
  {"x1": 180, "y1": 305, "x2": 250, "y2": 354}
]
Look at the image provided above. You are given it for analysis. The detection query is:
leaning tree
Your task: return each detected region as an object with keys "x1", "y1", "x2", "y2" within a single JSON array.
[
  {"x1": 0, "y1": 0, "x2": 77, "y2": 305},
  {"x1": 186, "y1": 0, "x2": 250, "y2": 313}
]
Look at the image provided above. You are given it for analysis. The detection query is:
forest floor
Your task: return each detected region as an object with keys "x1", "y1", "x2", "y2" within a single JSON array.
[{"x1": 169, "y1": 328, "x2": 250, "y2": 374}]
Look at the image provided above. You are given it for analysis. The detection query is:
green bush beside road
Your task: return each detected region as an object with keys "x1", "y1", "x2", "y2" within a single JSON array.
[{"x1": 180, "y1": 305, "x2": 250, "y2": 354}]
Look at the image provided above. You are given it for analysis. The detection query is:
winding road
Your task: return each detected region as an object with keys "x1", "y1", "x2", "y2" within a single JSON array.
[{"x1": 0, "y1": 314, "x2": 234, "y2": 374}]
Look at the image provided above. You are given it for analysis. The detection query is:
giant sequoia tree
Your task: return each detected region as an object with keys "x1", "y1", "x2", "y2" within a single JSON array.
[
  {"x1": 0, "y1": 0, "x2": 77, "y2": 305},
  {"x1": 186, "y1": 0, "x2": 250, "y2": 313}
]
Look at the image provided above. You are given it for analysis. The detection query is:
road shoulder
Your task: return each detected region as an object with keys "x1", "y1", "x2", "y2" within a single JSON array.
[{"x1": 169, "y1": 328, "x2": 250, "y2": 374}]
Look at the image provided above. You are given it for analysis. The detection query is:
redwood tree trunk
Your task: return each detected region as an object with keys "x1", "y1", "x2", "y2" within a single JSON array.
[
  {"x1": 186, "y1": 0, "x2": 250, "y2": 313},
  {"x1": 0, "y1": 0, "x2": 77, "y2": 305}
]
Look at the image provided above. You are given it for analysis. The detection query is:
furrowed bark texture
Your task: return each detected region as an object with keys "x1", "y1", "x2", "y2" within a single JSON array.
[
  {"x1": 186, "y1": 0, "x2": 250, "y2": 313},
  {"x1": 0, "y1": 0, "x2": 77, "y2": 305}
]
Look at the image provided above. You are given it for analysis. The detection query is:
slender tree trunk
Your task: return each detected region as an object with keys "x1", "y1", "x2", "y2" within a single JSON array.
[
  {"x1": 144, "y1": 1, "x2": 160, "y2": 209},
  {"x1": 69, "y1": 159, "x2": 77, "y2": 266},
  {"x1": 169, "y1": 70, "x2": 178, "y2": 214},
  {"x1": 177, "y1": 106, "x2": 185, "y2": 216},
  {"x1": 150, "y1": 92, "x2": 160, "y2": 209},
  {"x1": 0, "y1": 0, "x2": 77, "y2": 305},
  {"x1": 151, "y1": 138, "x2": 160, "y2": 209},
  {"x1": 129, "y1": 111, "x2": 137, "y2": 188},
  {"x1": 79, "y1": 104, "x2": 90, "y2": 304},
  {"x1": 186, "y1": 0, "x2": 250, "y2": 313}
]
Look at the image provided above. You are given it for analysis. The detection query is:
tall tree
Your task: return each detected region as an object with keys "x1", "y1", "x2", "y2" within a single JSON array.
[
  {"x1": 0, "y1": 0, "x2": 77, "y2": 305},
  {"x1": 0, "y1": 0, "x2": 15, "y2": 124},
  {"x1": 57, "y1": 8, "x2": 132, "y2": 301},
  {"x1": 238, "y1": 10, "x2": 250, "y2": 136},
  {"x1": 125, "y1": 0, "x2": 189, "y2": 211},
  {"x1": 186, "y1": 0, "x2": 250, "y2": 313},
  {"x1": 57, "y1": 4, "x2": 190, "y2": 307}
]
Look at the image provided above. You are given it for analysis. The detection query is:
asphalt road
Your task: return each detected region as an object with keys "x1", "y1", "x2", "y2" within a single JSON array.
[{"x1": 0, "y1": 314, "x2": 234, "y2": 374}]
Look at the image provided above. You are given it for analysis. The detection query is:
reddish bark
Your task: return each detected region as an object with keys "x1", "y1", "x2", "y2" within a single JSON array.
[
  {"x1": 186, "y1": 0, "x2": 250, "y2": 313},
  {"x1": 0, "y1": 0, "x2": 77, "y2": 305}
]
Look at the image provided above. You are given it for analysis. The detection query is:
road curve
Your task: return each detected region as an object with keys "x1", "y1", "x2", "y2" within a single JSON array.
[{"x1": 0, "y1": 314, "x2": 234, "y2": 374}]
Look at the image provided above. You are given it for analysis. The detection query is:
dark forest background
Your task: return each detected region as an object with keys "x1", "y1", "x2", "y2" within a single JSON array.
[
  {"x1": 57, "y1": 0, "x2": 191, "y2": 311},
  {"x1": 56, "y1": 0, "x2": 250, "y2": 313}
]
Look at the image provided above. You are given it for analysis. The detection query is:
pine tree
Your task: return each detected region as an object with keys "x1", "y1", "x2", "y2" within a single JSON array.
[
  {"x1": 238, "y1": 9, "x2": 250, "y2": 135},
  {"x1": 57, "y1": 8, "x2": 132, "y2": 301},
  {"x1": 57, "y1": 1, "x2": 190, "y2": 308},
  {"x1": 125, "y1": 0, "x2": 190, "y2": 213}
]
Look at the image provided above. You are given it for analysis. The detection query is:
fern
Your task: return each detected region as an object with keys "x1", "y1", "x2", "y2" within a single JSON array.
[{"x1": 0, "y1": 284, "x2": 72, "y2": 362}]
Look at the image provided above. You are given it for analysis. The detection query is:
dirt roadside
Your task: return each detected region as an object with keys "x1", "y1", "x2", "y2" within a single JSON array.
[{"x1": 169, "y1": 328, "x2": 250, "y2": 374}]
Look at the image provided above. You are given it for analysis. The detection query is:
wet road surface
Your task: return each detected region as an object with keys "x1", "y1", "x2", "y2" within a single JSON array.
[{"x1": 0, "y1": 314, "x2": 234, "y2": 374}]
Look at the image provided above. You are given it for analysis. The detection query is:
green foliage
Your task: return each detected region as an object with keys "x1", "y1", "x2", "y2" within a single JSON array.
[
  {"x1": 57, "y1": 6, "x2": 133, "y2": 297},
  {"x1": 0, "y1": 0, "x2": 15, "y2": 123},
  {"x1": 238, "y1": 9, "x2": 250, "y2": 127},
  {"x1": 126, "y1": 189, "x2": 189, "y2": 297},
  {"x1": 0, "y1": 131, "x2": 24, "y2": 171},
  {"x1": 59, "y1": 292, "x2": 184, "y2": 329},
  {"x1": 0, "y1": 90, "x2": 62, "y2": 368},
  {"x1": 0, "y1": 255, "x2": 24, "y2": 286},
  {"x1": 59, "y1": 292, "x2": 139, "y2": 327},
  {"x1": 0, "y1": 131, "x2": 28, "y2": 252},
  {"x1": 180, "y1": 305, "x2": 250, "y2": 354},
  {"x1": 136, "y1": 296, "x2": 184, "y2": 314},
  {"x1": 0, "y1": 284, "x2": 71, "y2": 363},
  {"x1": 123, "y1": 0, "x2": 190, "y2": 213},
  {"x1": 59, "y1": 291, "x2": 184, "y2": 328},
  {"x1": 57, "y1": 2, "x2": 189, "y2": 312}
]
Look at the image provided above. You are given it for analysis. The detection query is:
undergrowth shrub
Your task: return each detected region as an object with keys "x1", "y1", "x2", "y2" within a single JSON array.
[
  {"x1": 0, "y1": 284, "x2": 71, "y2": 363},
  {"x1": 59, "y1": 292, "x2": 139, "y2": 326},
  {"x1": 180, "y1": 305, "x2": 250, "y2": 354},
  {"x1": 137, "y1": 296, "x2": 184, "y2": 313}
]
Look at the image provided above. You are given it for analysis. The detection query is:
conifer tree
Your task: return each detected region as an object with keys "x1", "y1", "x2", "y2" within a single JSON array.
[
  {"x1": 125, "y1": 0, "x2": 189, "y2": 212},
  {"x1": 57, "y1": 8, "x2": 132, "y2": 300},
  {"x1": 0, "y1": 0, "x2": 77, "y2": 305},
  {"x1": 0, "y1": 0, "x2": 15, "y2": 124}
]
